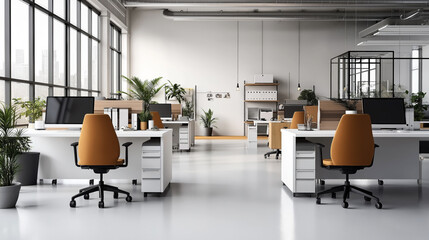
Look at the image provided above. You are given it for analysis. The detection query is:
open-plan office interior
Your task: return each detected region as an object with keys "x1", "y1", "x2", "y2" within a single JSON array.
[{"x1": 2, "y1": 0, "x2": 429, "y2": 239}]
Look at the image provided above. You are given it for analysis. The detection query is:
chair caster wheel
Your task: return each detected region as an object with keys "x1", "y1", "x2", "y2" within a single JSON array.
[
  {"x1": 342, "y1": 201, "x2": 349, "y2": 208},
  {"x1": 375, "y1": 202, "x2": 383, "y2": 209},
  {"x1": 52, "y1": 179, "x2": 57, "y2": 185},
  {"x1": 84, "y1": 194, "x2": 89, "y2": 200},
  {"x1": 89, "y1": 179, "x2": 94, "y2": 185},
  {"x1": 69, "y1": 200, "x2": 76, "y2": 208},
  {"x1": 98, "y1": 201, "x2": 104, "y2": 208},
  {"x1": 114, "y1": 192, "x2": 119, "y2": 199},
  {"x1": 316, "y1": 198, "x2": 321, "y2": 204},
  {"x1": 276, "y1": 156, "x2": 279, "y2": 160},
  {"x1": 126, "y1": 195, "x2": 132, "y2": 202},
  {"x1": 364, "y1": 196, "x2": 371, "y2": 202},
  {"x1": 264, "y1": 155, "x2": 268, "y2": 159},
  {"x1": 320, "y1": 180, "x2": 325, "y2": 185},
  {"x1": 378, "y1": 179, "x2": 384, "y2": 185},
  {"x1": 143, "y1": 193, "x2": 148, "y2": 197},
  {"x1": 331, "y1": 192, "x2": 336, "y2": 199}
]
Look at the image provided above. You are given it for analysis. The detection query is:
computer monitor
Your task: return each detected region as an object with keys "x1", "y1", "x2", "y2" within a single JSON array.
[
  {"x1": 149, "y1": 104, "x2": 172, "y2": 120},
  {"x1": 284, "y1": 105, "x2": 304, "y2": 118},
  {"x1": 45, "y1": 97, "x2": 95, "y2": 129},
  {"x1": 362, "y1": 98, "x2": 406, "y2": 129}
]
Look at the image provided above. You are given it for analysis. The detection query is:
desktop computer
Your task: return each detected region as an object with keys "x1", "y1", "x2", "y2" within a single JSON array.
[
  {"x1": 149, "y1": 103, "x2": 172, "y2": 120},
  {"x1": 45, "y1": 97, "x2": 95, "y2": 129},
  {"x1": 362, "y1": 98, "x2": 406, "y2": 129}
]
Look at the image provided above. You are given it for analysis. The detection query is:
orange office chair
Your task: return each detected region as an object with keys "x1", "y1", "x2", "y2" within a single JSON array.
[
  {"x1": 264, "y1": 111, "x2": 304, "y2": 159},
  {"x1": 150, "y1": 111, "x2": 164, "y2": 129},
  {"x1": 70, "y1": 114, "x2": 133, "y2": 208},
  {"x1": 315, "y1": 114, "x2": 382, "y2": 209}
]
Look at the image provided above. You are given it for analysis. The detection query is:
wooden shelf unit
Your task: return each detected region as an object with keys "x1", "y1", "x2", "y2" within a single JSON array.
[{"x1": 244, "y1": 83, "x2": 280, "y2": 86}]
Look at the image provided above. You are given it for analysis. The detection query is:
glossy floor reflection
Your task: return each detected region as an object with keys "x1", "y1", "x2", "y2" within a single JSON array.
[{"x1": 1, "y1": 139, "x2": 429, "y2": 240}]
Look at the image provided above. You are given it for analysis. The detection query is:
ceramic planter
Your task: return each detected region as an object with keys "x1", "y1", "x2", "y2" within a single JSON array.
[
  {"x1": 140, "y1": 121, "x2": 148, "y2": 130},
  {"x1": 203, "y1": 127, "x2": 213, "y2": 136},
  {"x1": 15, "y1": 152, "x2": 40, "y2": 186},
  {"x1": 0, "y1": 183, "x2": 21, "y2": 208}
]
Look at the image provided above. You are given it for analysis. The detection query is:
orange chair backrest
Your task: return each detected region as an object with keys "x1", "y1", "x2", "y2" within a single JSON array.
[
  {"x1": 78, "y1": 114, "x2": 120, "y2": 166},
  {"x1": 150, "y1": 111, "x2": 164, "y2": 128},
  {"x1": 290, "y1": 111, "x2": 305, "y2": 129},
  {"x1": 331, "y1": 114, "x2": 375, "y2": 166}
]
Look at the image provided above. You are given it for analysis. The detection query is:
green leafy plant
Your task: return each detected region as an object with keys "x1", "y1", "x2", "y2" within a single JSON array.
[
  {"x1": 13, "y1": 97, "x2": 46, "y2": 123},
  {"x1": 138, "y1": 110, "x2": 152, "y2": 122},
  {"x1": 200, "y1": 108, "x2": 217, "y2": 128},
  {"x1": 298, "y1": 89, "x2": 318, "y2": 106},
  {"x1": 182, "y1": 99, "x2": 194, "y2": 119},
  {"x1": 165, "y1": 80, "x2": 187, "y2": 104},
  {"x1": 0, "y1": 103, "x2": 31, "y2": 186},
  {"x1": 333, "y1": 98, "x2": 359, "y2": 110},
  {"x1": 119, "y1": 76, "x2": 166, "y2": 111},
  {"x1": 406, "y1": 90, "x2": 428, "y2": 121}
]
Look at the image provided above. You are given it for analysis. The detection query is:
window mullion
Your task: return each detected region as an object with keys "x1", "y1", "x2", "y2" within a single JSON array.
[{"x1": 5, "y1": 0, "x2": 11, "y2": 105}]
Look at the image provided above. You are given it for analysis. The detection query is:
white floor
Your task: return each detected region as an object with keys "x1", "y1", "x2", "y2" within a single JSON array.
[{"x1": 2, "y1": 140, "x2": 429, "y2": 240}]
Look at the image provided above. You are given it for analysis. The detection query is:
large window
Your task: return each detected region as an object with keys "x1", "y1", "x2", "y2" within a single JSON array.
[
  {"x1": 0, "y1": 0, "x2": 100, "y2": 106},
  {"x1": 110, "y1": 23, "x2": 121, "y2": 99},
  {"x1": 411, "y1": 49, "x2": 421, "y2": 94}
]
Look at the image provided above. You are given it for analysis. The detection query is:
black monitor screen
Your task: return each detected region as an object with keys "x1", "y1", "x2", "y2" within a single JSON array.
[
  {"x1": 45, "y1": 97, "x2": 94, "y2": 124},
  {"x1": 362, "y1": 98, "x2": 406, "y2": 124},
  {"x1": 284, "y1": 105, "x2": 304, "y2": 118},
  {"x1": 149, "y1": 104, "x2": 172, "y2": 118}
]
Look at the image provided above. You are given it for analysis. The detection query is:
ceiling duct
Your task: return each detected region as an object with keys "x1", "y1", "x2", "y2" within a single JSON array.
[{"x1": 359, "y1": 17, "x2": 429, "y2": 38}]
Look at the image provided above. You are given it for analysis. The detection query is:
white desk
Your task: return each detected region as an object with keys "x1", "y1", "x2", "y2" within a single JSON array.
[
  {"x1": 246, "y1": 120, "x2": 282, "y2": 143},
  {"x1": 24, "y1": 129, "x2": 172, "y2": 196},
  {"x1": 281, "y1": 129, "x2": 429, "y2": 196},
  {"x1": 162, "y1": 120, "x2": 195, "y2": 151}
]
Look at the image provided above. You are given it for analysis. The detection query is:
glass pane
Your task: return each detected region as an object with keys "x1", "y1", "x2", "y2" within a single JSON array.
[
  {"x1": 35, "y1": 0, "x2": 49, "y2": 10},
  {"x1": 111, "y1": 50, "x2": 117, "y2": 94},
  {"x1": 412, "y1": 70, "x2": 419, "y2": 94},
  {"x1": 0, "y1": 2, "x2": 4, "y2": 76},
  {"x1": 92, "y1": 40, "x2": 98, "y2": 91},
  {"x1": 111, "y1": 26, "x2": 117, "y2": 50},
  {"x1": 116, "y1": 30, "x2": 120, "y2": 51},
  {"x1": 0, "y1": 81, "x2": 4, "y2": 102},
  {"x1": 54, "y1": 20, "x2": 65, "y2": 86},
  {"x1": 70, "y1": 0, "x2": 77, "y2": 25},
  {"x1": 80, "y1": 91, "x2": 89, "y2": 96},
  {"x1": 35, "y1": 10, "x2": 49, "y2": 83},
  {"x1": 92, "y1": 11, "x2": 98, "y2": 38},
  {"x1": 53, "y1": 0, "x2": 65, "y2": 19},
  {"x1": 81, "y1": 35, "x2": 88, "y2": 89},
  {"x1": 70, "y1": 29, "x2": 77, "y2": 88},
  {"x1": 11, "y1": 0, "x2": 29, "y2": 80},
  {"x1": 81, "y1": 3, "x2": 88, "y2": 32},
  {"x1": 35, "y1": 85, "x2": 49, "y2": 100},
  {"x1": 92, "y1": 91, "x2": 98, "y2": 97},
  {"x1": 54, "y1": 88, "x2": 65, "y2": 96},
  {"x1": 70, "y1": 89, "x2": 77, "y2": 96},
  {"x1": 11, "y1": 82, "x2": 29, "y2": 101}
]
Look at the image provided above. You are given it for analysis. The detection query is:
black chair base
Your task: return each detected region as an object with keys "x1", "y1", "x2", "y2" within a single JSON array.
[
  {"x1": 70, "y1": 173, "x2": 132, "y2": 208},
  {"x1": 316, "y1": 174, "x2": 382, "y2": 209},
  {"x1": 264, "y1": 149, "x2": 281, "y2": 159}
]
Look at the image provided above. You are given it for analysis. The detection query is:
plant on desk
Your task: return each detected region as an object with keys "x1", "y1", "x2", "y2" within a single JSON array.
[
  {"x1": 182, "y1": 99, "x2": 194, "y2": 119},
  {"x1": 0, "y1": 103, "x2": 31, "y2": 208},
  {"x1": 298, "y1": 89, "x2": 318, "y2": 106},
  {"x1": 405, "y1": 90, "x2": 428, "y2": 121},
  {"x1": 120, "y1": 76, "x2": 166, "y2": 111},
  {"x1": 139, "y1": 110, "x2": 152, "y2": 130},
  {"x1": 165, "y1": 80, "x2": 187, "y2": 104},
  {"x1": 13, "y1": 97, "x2": 46, "y2": 129},
  {"x1": 200, "y1": 108, "x2": 216, "y2": 136},
  {"x1": 333, "y1": 98, "x2": 359, "y2": 114}
]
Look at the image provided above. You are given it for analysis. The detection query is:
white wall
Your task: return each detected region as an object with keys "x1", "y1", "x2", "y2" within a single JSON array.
[{"x1": 129, "y1": 9, "x2": 413, "y2": 136}]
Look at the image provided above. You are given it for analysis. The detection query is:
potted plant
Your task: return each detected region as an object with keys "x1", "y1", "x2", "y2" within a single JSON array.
[
  {"x1": 334, "y1": 98, "x2": 359, "y2": 114},
  {"x1": 139, "y1": 110, "x2": 152, "y2": 130},
  {"x1": 13, "y1": 97, "x2": 46, "y2": 129},
  {"x1": 0, "y1": 103, "x2": 31, "y2": 208},
  {"x1": 120, "y1": 76, "x2": 165, "y2": 112},
  {"x1": 182, "y1": 99, "x2": 194, "y2": 120},
  {"x1": 298, "y1": 89, "x2": 318, "y2": 106},
  {"x1": 406, "y1": 90, "x2": 427, "y2": 121},
  {"x1": 200, "y1": 108, "x2": 216, "y2": 136},
  {"x1": 165, "y1": 80, "x2": 187, "y2": 104}
]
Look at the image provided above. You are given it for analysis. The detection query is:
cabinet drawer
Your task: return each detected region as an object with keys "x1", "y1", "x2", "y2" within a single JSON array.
[
  {"x1": 141, "y1": 179, "x2": 161, "y2": 192},
  {"x1": 295, "y1": 180, "x2": 315, "y2": 193},
  {"x1": 296, "y1": 151, "x2": 315, "y2": 158},
  {"x1": 179, "y1": 133, "x2": 188, "y2": 139},
  {"x1": 296, "y1": 158, "x2": 315, "y2": 170},
  {"x1": 142, "y1": 169, "x2": 161, "y2": 178},
  {"x1": 142, "y1": 146, "x2": 161, "y2": 151},
  {"x1": 141, "y1": 158, "x2": 160, "y2": 168},
  {"x1": 296, "y1": 170, "x2": 315, "y2": 179},
  {"x1": 180, "y1": 144, "x2": 190, "y2": 150},
  {"x1": 142, "y1": 151, "x2": 161, "y2": 158}
]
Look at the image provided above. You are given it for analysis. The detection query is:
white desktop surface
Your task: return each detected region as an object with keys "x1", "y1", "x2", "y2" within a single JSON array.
[
  {"x1": 281, "y1": 129, "x2": 429, "y2": 138},
  {"x1": 24, "y1": 128, "x2": 171, "y2": 138}
]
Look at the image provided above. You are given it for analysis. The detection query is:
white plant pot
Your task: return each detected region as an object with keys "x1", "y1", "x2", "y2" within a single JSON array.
[
  {"x1": 34, "y1": 120, "x2": 45, "y2": 130},
  {"x1": 345, "y1": 110, "x2": 357, "y2": 114},
  {"x1": 148, "y1": 120, "x2": 154, "y2": 130}
]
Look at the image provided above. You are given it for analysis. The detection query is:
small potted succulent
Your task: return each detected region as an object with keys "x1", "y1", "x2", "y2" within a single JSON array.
[
  {"x1": 200, "y1": 108, "x2": 216, "y2": 136},
  {"x1": 139, "y1": 110, "x2": 152, "y2": 130}
]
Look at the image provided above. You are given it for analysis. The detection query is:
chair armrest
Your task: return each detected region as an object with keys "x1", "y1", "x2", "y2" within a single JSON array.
[
  {"x1": 70, "y1": 142, "x2": 80, "y2": 167},
  {"x1": 374, "y1": 144, "x2": 380, "y2": 148},
  {"x1": 121, "y1": 142, "x2": 133, "y2": 167}
]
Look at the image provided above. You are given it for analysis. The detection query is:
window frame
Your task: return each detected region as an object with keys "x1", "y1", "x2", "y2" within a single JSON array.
[{"x1": 110, "y1": 22, "x2": 121, "y2": 99}]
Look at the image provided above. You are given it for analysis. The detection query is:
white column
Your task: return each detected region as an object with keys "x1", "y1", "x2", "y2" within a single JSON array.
[{"x1": 99, "y1": 12, "x2": 111, "y2": 98}]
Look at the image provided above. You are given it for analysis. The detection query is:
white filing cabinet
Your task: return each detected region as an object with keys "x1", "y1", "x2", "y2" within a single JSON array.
[
  {"x1": 163, "y1": 120, "x2": 195, "y2": 151},
  {"x1": 295, "y1": 147, "x2": 316, "y2": 194}
]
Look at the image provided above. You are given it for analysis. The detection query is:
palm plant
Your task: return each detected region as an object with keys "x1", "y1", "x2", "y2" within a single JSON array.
[
  {"x1": 0, "y1": 103, "x2": 31, "y2": 186},
  {"x1": 138, "y1": 110, "x2": 152, "y2": 122},
  {"x1": 120, "y1": 76, "x2": 165, "y2": 111},
  {"x1": 200, "y1": 108, "x2": 217, "y2": 128},
  {"x1": 165, "y1": 80, "x2": 187, "y2": 104}
]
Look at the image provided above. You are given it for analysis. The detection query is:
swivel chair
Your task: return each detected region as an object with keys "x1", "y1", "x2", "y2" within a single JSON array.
[
  {"x1": 315, "y1": 114, "x2": 382, "y2": 209},
  {"x1": 264, "y1": 111, "x2": 304, "y2": 159},
  {"x1": 150, "y1": 111, "x2": 164, "y2": 129},
  {"x1": 70, "y1": 114, "x2": 133, "y2": 208}
]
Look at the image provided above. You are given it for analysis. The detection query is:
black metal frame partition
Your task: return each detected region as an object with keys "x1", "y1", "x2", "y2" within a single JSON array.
[
  {"x1": 110, "y1": 22, "x2": 122, "y2": 99},
  {"x1": 330, "y1": 50, "x2": 429, "y2": 99},
  {"x1": 0, "y1": 0, "x2": 101, "y2": 105}
]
